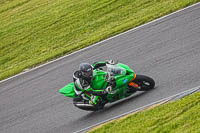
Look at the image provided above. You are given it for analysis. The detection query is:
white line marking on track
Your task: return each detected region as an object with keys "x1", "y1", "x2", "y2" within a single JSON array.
[
  {"x1": 1, "y1": 2, "x2": 200, "y2": 84},
  {"x1": 74, "y1": 86, "x2": 200, "y2": 133}
]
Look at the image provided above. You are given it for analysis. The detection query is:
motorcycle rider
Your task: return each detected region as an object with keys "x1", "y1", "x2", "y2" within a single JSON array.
[{"x1": 73, "y1": 60, "x2": 116, "y2": 105}]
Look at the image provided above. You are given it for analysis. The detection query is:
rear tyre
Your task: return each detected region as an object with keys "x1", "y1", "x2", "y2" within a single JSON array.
[{"x1": 134, "y1": 75, "x2": 155, "y2": 91}]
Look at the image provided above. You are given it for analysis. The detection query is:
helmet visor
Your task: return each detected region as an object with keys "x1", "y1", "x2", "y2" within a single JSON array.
[{"x1": 82, "y1": 70, "x2": 93, "y2": 78}]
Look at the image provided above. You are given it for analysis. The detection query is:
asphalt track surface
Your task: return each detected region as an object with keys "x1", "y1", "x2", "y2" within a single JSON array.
[{"x1": 1, "y1": 3, "x2": 200, "y2": 133}]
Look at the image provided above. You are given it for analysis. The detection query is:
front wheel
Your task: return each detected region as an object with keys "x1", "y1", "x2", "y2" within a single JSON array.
[{"x1": 133, "y1": 75, "x2": 155, "y2": 91}]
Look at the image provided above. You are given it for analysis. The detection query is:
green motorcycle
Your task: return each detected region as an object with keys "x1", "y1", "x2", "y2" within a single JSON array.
[{"x1": 59, "y1": 62, "x2": 155, "y2": 111}]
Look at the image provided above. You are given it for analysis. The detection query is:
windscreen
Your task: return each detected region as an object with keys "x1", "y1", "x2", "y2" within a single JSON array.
[{"x1": 106, "y1": 64, "x2": 126, "y2": 76}]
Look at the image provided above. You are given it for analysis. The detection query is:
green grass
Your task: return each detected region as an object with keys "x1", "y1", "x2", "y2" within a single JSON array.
[
  {"x1": 0, "y1": 0, "x2": 200, "y2": 80},
  {"x1": 89, "y1": 92, "x2": 200, "y2": 133}
]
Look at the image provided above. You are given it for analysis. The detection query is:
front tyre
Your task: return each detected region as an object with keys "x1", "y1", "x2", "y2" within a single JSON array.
[{"x1": 134, "y1": 75, "x2": 155, "y2": 91}]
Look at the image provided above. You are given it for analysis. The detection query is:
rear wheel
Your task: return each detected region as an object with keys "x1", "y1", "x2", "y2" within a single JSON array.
[{"x1": 129, "y1": 75, "x2": 155, "y2": 91}]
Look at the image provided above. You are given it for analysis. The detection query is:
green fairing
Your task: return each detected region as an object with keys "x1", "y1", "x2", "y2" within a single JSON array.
[
  {"x1": 117, "y1": 63, "x2": 134, "y2": 73},
  {"x1": 59, "y1": 63, "x2": 135, "y2": 103},
  {"x1": 106, "y1": 63, "x2": 134, "y2": 101},
  {"x1": 91, "y1": 70, "x2": 108, "y2": 89},
  {"x1": 59, "y1": 82, "x2": 77, "y2": 98}
]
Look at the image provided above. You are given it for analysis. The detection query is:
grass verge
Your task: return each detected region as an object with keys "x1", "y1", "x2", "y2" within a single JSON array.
[
  {"x1": 0, "y1": 0, "x2": 200, "y2": 80},
  {"x1": 89, "y1": 92, "x2": 200, "y2": 133}
]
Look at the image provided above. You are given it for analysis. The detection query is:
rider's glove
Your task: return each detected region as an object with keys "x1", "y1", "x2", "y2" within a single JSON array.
[
  {"x1": 106, "y1": 60, "x2": 115, "y2": 65},
  {"x1": 105, "y1": 86, "x2": 112, "y2": 94}
]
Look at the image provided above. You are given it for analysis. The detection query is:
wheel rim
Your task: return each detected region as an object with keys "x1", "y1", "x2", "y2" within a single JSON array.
[
  {"x1": 137, "y1": 81, "x2": 151, "y2": 90},
  {"x1": 142, "y1": 81, "x2": 151, "y2": 86}
]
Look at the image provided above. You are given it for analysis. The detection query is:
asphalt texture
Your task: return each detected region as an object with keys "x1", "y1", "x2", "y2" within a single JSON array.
[{"x1": 1, "y1": 3, "x2": 200, "y2": 133}]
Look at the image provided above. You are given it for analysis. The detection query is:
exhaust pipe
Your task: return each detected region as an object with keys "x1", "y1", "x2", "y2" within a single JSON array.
[{"x1": 74, "y1": 102, "x2": 97, "y2": 111}]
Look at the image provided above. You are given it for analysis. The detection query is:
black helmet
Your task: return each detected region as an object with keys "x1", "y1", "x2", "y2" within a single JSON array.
[{"x1": 79, "y1": 63, "x2": 93, "y2": 80}]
